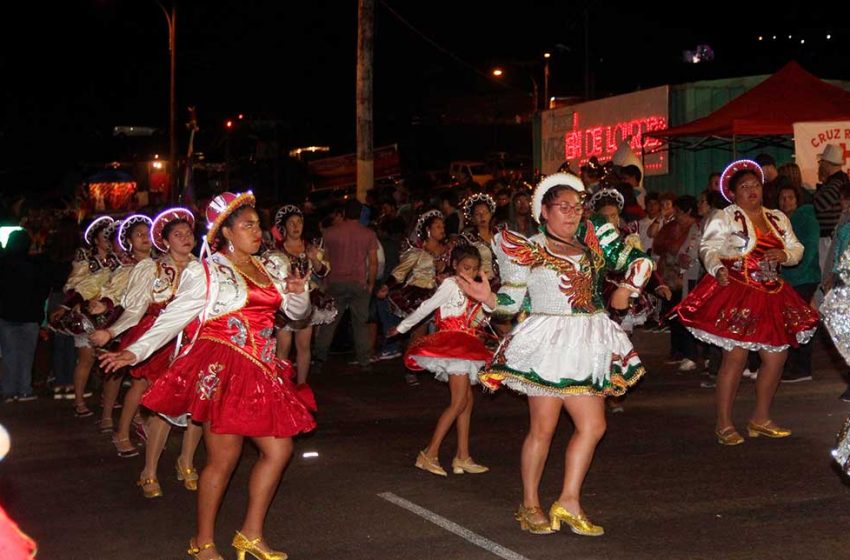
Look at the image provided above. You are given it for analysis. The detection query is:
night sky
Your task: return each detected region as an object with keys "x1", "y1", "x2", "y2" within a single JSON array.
[{"x1": 1, "y1": 1, "x2": 846, "y2": 190}]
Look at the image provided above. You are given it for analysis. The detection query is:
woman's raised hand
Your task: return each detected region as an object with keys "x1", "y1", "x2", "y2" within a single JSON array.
[
  {"x1": 284, "y1": 269, "x2": 307, "y2": 294},
  {"x1": 456, "y1": 270, "x2": 493, "y2": 307},
  {"x1": 99, "y1": 350, "x2": 137, "y2": 374}
]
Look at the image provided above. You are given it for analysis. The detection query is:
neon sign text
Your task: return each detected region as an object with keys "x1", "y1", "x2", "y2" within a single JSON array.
[{"x1": 563, "y1": 113, "x2": 668, "y2": 168}]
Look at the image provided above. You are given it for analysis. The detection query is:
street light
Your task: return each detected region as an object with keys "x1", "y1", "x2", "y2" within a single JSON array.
[
  {"x1": 155, "y1": 1, "x2": 177, "y2": 202},
  {"x1": 491, "y1": 67, "x2": 539, "y2": 113},
  {"x1": 543, "y1": 52, "x2": 551, "y2": 110}
]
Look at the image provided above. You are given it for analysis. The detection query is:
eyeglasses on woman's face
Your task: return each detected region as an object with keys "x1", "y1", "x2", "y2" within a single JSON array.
[{"x1": 546, "y1": 201, "x2": 584, "y2": 215}]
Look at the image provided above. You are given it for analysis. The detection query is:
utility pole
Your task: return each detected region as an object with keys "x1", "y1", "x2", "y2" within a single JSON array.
[
  {"x1": 356, "y1": 0, "x2": 374, "y2": 203},
  {"x1": 156, "y1": 1, "x2": 177, "y2": 202}
]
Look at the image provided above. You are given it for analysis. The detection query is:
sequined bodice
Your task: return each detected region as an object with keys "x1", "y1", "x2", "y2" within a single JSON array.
[
  {"x1": 277, "y1": 241, "x2": 320, "y2": 275},
  {"x1": 525, "y1": 251, "x2": 601, "y2": 314},
  {"x1": 76, "y1": 248, "x2": 121, "y2": 273},
  {"x1": 150, "y1": 257, "x2": 184, "y2": 303},
  {"x1": 434, "y1": 299, "x2": 482, "y2": 334},
  {"x1": 199, "y1": 278, "x2": 281, "y2": 370},
  {"x1": 722, "y1": 225, "x2": 784, "y2": 293}
]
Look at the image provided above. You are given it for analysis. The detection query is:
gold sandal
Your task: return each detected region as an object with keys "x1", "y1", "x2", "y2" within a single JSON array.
[
  {"x1": 515, "y1": 505, "x2": 554, "y2": 535},
  {"x1": 188, "y1": 539, "x2": 223, "y2": 560},
  {"x1": 232, "y1": 530, "x2": 287, "y2": 560},
  {"x1": 176, "y1": 457, "x2": 199, "y2": 491},
  {"x1": 549, "y1": 502, "x2": 604, "y2": 536},
  {"x1": 715, "y1": 426, "x2": 744, "y2": 446},
  {"x1": 112, "y1": 437, "x2": 139, "y2": 458},
  {"x1": 414, "y1": 450, "x2": 447, "y2": 477},
  {"x1": 137, "y1": 477, "x2": 162, "y2": 498},
  {"x1": 747, "y1": 420, "x2": 791, "y2": 438}
]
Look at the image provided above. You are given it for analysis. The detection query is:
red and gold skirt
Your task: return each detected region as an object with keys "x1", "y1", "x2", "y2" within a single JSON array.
[
  {"x1": 675, "y1": 275, "x2": 818, "y2": 351},
  {"x1": 119, "y1": 313, "x2": 175, "y2": 383},
  {"x1": 141, "y1": 338, "x2": 316, "y2": 438},
  {"x1": 404, "y1": 329, "x2": 492, "y2": 382}
]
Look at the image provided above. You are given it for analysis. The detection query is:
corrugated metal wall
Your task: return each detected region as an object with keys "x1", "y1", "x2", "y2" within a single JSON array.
[
  {"x1": 532, "y1": 75, "x2": 850, "y2": 197},
  {"x1": 646, "y1": 75, "x2": 776, "y2": 196},
  {"x1": 644, "y1": 75, "x2": 850, "y2": 196}
]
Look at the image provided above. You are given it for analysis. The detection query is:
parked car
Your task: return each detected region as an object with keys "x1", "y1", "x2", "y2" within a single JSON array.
[
  {"x1": 487, "y1": 154, "x2": 533, "y2": 182},
  {"x1": 449, "y1": 161, "x2": 493, "y2": 187}
]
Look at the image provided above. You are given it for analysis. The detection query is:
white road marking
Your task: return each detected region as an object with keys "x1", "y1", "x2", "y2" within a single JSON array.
[{"x1": 378, "y1": 492, "x2": 531, "y2": 560}]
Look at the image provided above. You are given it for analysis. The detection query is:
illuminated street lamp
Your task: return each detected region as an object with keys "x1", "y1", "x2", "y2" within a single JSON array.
[
  {"x1": 491, "y1": 67, "x2": 539, "y2": 113},
  {"x1": 543, "y1": 52, "x2": 551, "y2": 110}
]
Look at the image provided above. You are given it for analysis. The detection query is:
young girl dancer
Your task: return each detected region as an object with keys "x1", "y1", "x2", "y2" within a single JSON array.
[{"x1": 390, "y1": 244, "x2": 492, "y2": 477}]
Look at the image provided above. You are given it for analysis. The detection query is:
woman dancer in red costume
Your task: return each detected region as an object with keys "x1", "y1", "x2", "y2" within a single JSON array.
[
  {"x1": 91, "y1": 209, "x2": 204, "y2": 500},
  {"x1": 94, "y1": 215, "x2": 154, "y2": 435},
  {"x1": 675, "y1": 160, "x2": 819, "y2": 445},
  {"x1": 101, "y1": 192, "x2": 314, "y2": 560}
]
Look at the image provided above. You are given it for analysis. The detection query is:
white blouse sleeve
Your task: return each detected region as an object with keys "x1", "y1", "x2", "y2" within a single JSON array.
[
  {"x1": 779, "y1": 212, "x2": 804, "y2": 266},
  {"x1": 390, "y1": 248, "x2": 420, "y2": 284},
  {"x1": 63, "y1": 251, "x2": 90, "y2": 293},
  {"x1": 107, "y1": 260, "x2": 156, "y2": 337},
  {"x1": 125, "y1": 261, "x2": 207, "y2": 365},
  {"x1": 491, "y1": 232, "x2": 530, "y2": 319},
  {"x1": 699, "y1": 210, "x2": 729, "y2": 277},
  {"x1": 99, "y1": 265, "x2": 133, "y2": 305},
  {"x1": 282, "y1": 289, "x2": 310, "y2": 321},
  {"x1": 73, "y1": 269, "x2": 111, "y2": 301},
  {"x1": 262, "y1": 252, "x2": 311, "y2": 320},
  {"x1": 396, "y1": 278, "x2": 455, "y2": 334}
]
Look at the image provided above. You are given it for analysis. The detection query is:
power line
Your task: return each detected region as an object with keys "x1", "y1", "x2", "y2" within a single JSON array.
[{"x1": 377, "y1": 0, "x2": 524, "y2": 93}]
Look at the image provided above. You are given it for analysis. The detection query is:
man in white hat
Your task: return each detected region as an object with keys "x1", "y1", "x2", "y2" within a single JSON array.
[{"x1": 813, "y1": 143, "x2": 849, "y2": 275}]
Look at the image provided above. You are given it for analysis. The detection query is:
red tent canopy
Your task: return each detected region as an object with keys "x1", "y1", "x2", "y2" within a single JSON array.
[{"x1": 654, "y1": 61, "x2": 850, "y2": 139}]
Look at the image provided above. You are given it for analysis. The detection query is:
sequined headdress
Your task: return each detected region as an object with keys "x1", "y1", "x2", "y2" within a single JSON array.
[
  {"x1": 531, "y1": 172, "x2": 586, "y2": 222},
  {"x1": 720, "y1": 160, "x2": 764, "y2": 203},
  {"x1": 461, "y1": 193, "x2": 496, "y2": 223},
  {"x1": 103, "y1": 219, "x2": 122, "y2": 243},
  {"x1": 415, "y1": 209, "x2": 444, "y2": 240},
  {"x1": 274, "y1": 205, "x2": 303, "y2": 233},
  {"x1": 205, "y1": 191, "x2": 256, "y2": 249},
  {"x1": 84, "y1": 216, "x2": 115, "y2": 246},
  {"x1": 589, "y1": 188, "x2": 625, "y2": 212},
  {"x1": 151, "y1": 208, "x2": 195, "y2": 252},
  {"x1": 117, "y1": 214, "x2": 154, "y2": 252}
]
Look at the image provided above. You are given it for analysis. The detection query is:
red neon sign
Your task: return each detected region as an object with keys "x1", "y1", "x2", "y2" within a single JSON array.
[{"x1": 564, "y1": 113, "x2": 668, "y2": 167}]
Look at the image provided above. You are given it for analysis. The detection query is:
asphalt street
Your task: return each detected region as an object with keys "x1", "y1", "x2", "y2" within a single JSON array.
[{"x1": 3, "y1": 330, "x2": 850, "y2": 560}]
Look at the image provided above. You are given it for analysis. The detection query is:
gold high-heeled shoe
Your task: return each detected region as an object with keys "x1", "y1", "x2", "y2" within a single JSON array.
[
  {"x1": 451, "y1": 456, "x2": 489, "y2": 474},
  {"x1": 549, "y1": 502, "x2": 604, "y2": 536},
  {"x1": 747, "y1": 420, "x2": 791, "y2": 438},
  {"x1": 232, "y1": 531, "x2": 287, "y2": 560},
  {"x1": 176, "y1": 458, "x2": 199, "y2": 491},
  {"x1": 514, "y1": 505, "x2": 554, "y2": 535},
  {"x1": 188, "y1": 539, "x2": 223, "y2": 560},
  {"x1": 415, "y1": 450, "x2": 447, "y2": 477},
  {"x1": 137, "y1": 478, "x2": 162, "y2": 498},
  {"x1": 715, "y1": 426, "x2": 745, "y2": 446}
]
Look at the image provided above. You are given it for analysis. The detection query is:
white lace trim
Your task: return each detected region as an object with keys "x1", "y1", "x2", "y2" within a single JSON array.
[
  {"x1": 686, "y1": 327, "x2": 816, "y2": 353},
  {"x1": 409, "y1": 356, "x2": 485, "y2": 382}
]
